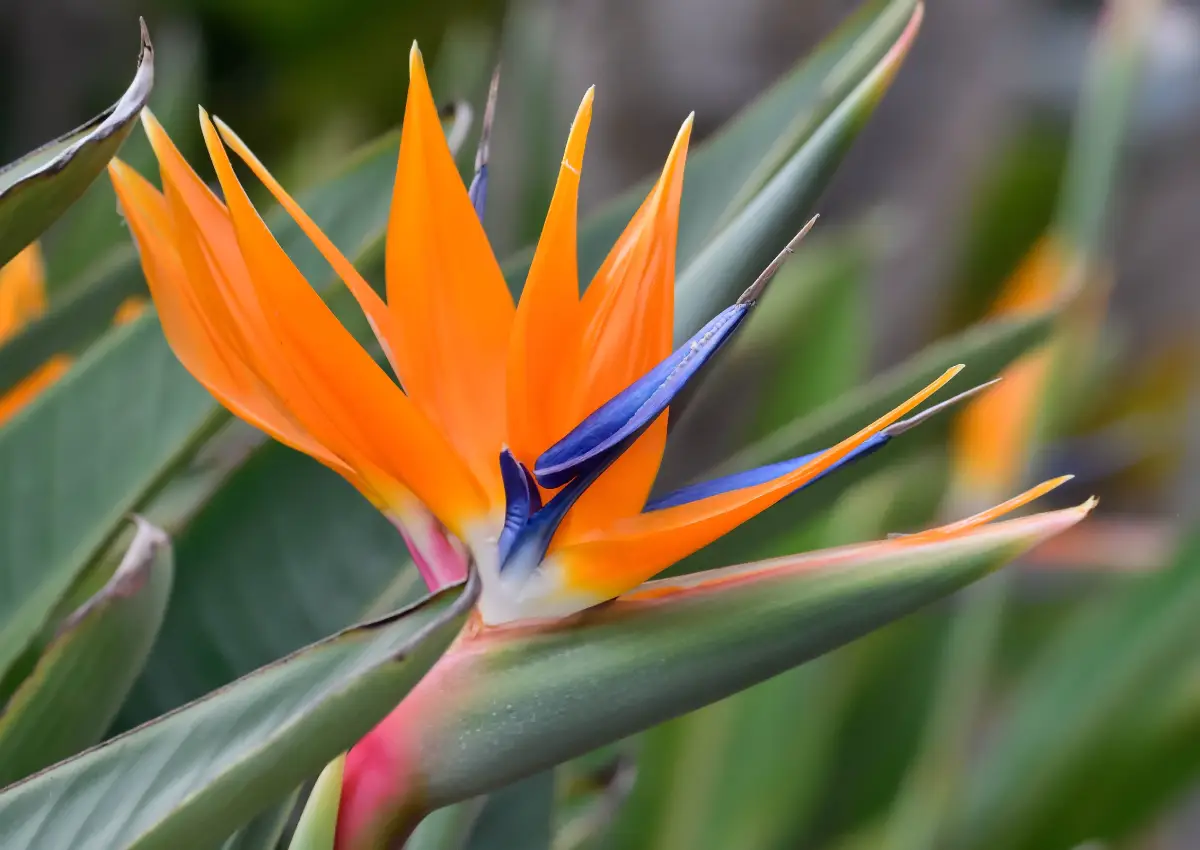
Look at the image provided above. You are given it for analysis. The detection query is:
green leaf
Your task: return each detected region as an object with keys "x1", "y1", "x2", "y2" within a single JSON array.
[
  {"x1": 503, "y1": 0, "x2": 921, "y2": 299},
  {"x1": 0, "y1": 573, "x2": 477, "y2": 850},
  {"x1": 951, "y1": 534, "x2": 1200, "y2": 850},
  {"x1": 464, "y1": 772, "x2": 555, "y2": 850},
  {"x1": 0, "y1": 22, "x2": 153, "y2": 269},
  {"x1": 356, "y1": 506, "x2": 1089, "y2": 838},
  {"x1": 221, "y1": 792, "x2": 300, "y2": 850},
  {"x1": 0, "y1": 316, "x2": 220, "y2": 683},
  {"x1": 289, "y1": 756, "x2": 345, "y2": 850},
  {"x1": 671, "y1": 1, "x2": 921, "y2": 341},
  {"x1": 0, "y1": 517, "x2": 171, "y2": 787}
]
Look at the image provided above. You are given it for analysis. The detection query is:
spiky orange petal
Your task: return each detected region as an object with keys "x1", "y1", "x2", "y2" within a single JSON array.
[
  {"x1": 387, "y1": 45, "x2": 515, "y2": 504},
  {"x1": 506, "y1": 89, "x2": 593, "y2": 467},
  {"x1": 557, "y1": 117, "x2": 693, "y2": 537},
  {"x1": 195, "y1": 110, "x2": 488, "y2": 533}
]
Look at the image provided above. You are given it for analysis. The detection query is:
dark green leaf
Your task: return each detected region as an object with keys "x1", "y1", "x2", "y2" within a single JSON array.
[
  {"x1": 0, "y1": 518, "x2": 172, "y2": 787},
  {"x1": 0, "y1": 574, "x2": 477, "y2": 850}
]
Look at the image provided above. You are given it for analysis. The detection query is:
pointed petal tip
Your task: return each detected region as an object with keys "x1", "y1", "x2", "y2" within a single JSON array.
[{"x1": 884, "y1": 375, "x2": 1003, "y2": 437}]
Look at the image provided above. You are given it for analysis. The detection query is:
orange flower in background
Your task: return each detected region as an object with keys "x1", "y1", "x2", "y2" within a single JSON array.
[
  {"x1": 0, "y1": 244, "x2": 71, "y2": 427},
  {"x1": 110, "y1": 43, "x2": 1073, "y2": 625}
]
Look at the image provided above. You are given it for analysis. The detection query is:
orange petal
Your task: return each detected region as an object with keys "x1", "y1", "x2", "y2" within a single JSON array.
[
  {"x1": 574, "y1": 115, "x2": 692, "y2": 418},
  {"x1": 506, "y1": 88, "x2": 593, "y2": 467},
  {"x1": 387, "y1": 45, "x2": 514, "y2": 503},
  {"x1": 559, "y1": 116, "x2": 693, "y2": 534},
  {"x1": 0, "y1": 243, "x2": 47, "y2": 343},
  {"x1": 213, "y1": 116, "x2": 410, "y2": 384},
  {"x1": 0, "y1": 355, "x2": 70, "y2": 427},
  {"x1": 196, "y1": 110, "x2": 488, "y2": 533},
  {"x1": 554, "y1": 366, "x2": 965, "y2": 601},
  {"x1": 109, "y1": 157, "x2": 338, "y2": 470}
]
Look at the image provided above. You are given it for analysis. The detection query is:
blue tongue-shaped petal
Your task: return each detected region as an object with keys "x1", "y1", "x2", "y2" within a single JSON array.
[
  {"x1": 533, "y1": 217, "x2": 819, "y2": 490},
  {"x1": 498, "y1": 448, "x2": 543, "y2": 562},
  {"x1": 534, "y1": 304, "x2": 747, "y2": 488},
  {"x1": 643, "y1": 378, "x2": 1001, "y2": 511}
]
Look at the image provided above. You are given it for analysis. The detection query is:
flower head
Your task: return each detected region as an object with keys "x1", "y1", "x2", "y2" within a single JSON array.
[{"x1": 110, "y1": 45, "x2": 1067, "y2": 625}]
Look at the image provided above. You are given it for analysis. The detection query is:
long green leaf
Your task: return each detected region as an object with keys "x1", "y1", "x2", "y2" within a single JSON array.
[
  {"x1": 0, "y1": 518, "x2": 171, "y2": 787},
  {"x1": 0, "y1": 22, "x2": 153, "y2": 268},
  {"x1": 341, "y1": 505, "x2": 1090, "y2": 850},
  {"x1": 0, "y1": 573, "x2": 477, "y2": 850}
]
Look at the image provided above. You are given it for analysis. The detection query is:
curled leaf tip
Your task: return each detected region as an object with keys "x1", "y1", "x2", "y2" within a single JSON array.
[{"x1": 736, "y1": 214, "x2": 819, "y2": 304}]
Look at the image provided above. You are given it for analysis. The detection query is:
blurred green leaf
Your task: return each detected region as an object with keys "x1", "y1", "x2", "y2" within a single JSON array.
[
  {"x1": 0, "y1": 23, "x2": 153, "y2": 270},
  {"x1": 952, "y1": 534, "x2": 1200, "y2": 850},
  {"x1": 289, "y1": 756, "x2": 345, "y2": 850},
  {"x1": 394, "y1": 507, "x2": 1086, "y2": 808},
  {"x1": 0, "y1": 316, "x2": 220, "y2": 684},
  {"x1": 221, "y1": 792, "x2": 300, "y2": 850},
  {"x1": 0, "y1": 518, "x2": 171, "y2": 788},
  {"x1": 503, "y1": 0, "x2": 921, "y2": 304},
  {"x1": 671, "y1": 2, "x2": 920, "y2": 342},
  {"x1": 0, "y1": 574, "x2": 476, "y2": 850},
  {"x1": 464, "y1": 772, "x2": 555, "y2": 850}
]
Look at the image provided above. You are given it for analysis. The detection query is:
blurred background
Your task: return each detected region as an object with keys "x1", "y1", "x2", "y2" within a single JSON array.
[{"x1": 3, "y1": 0, "x2": 1199, "y2": 846}]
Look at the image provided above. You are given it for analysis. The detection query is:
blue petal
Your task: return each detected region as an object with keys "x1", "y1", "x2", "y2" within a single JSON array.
[
  {"x1": 500, "y1": 461, "x2": 609, "y2": 578},
  {"x1": 498, "y1": 449, "x2": 542, "y2": 563},
  {"x1": 468, "y1": 164, "x2": 488, "y2": 221},
  {"x1": 534, "y1": 303, "x2": 750, "y2": 489},
  {"x1": 643, "y1": 433, "x2": 891, "y2": 511}
]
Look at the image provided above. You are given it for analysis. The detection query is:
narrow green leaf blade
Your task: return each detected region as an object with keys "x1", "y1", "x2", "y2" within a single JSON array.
[
  {"x1": 0, "y1": 573, "x2": 477, "y2": 850},
  {"x1": 0, "y1": 22, "x2": 153, "y2": 268},
  {"x1": 0, "y1": 517, "x2": 172, "y2": 788}
]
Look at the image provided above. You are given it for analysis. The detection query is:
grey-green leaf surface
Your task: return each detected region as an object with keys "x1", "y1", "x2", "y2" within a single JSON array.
[
  {"x1": 0, "y1": 316, "x2": 218, "y2": 684},
  {"x1": 0, "y1": 574, "x2": 477, "y2": 850},
  {"x1": 402, "y1": 507, "x2": 1088, "y2": 807},
  {"x1": 0, "y1": 518, "x2": 172, "y2": 788},
  {"x1": 221, "y1": 792, "x2": 300, "y2": 850},
  {"x1": 0, "y1": 22, "x2": 154, "y2": 269}
]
